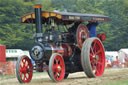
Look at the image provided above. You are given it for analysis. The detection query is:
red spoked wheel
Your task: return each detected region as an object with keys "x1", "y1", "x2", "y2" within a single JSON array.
[
  {"x1": 81, "y1": 37, "x2": 105, "y2": 77},
  {"x1": 16, "y1": 55, "x2": 33, "y2": 83},
  {"x1": 76, "y1": 24, "x2": 89, "y2": 48},
  {"x1": 48, "y1": 53, "x2": 65, "y2": 82}
]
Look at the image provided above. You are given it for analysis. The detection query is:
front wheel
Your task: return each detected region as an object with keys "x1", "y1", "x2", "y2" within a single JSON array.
[
  {"x1": 16, "y1": 55, "x2": 33, "y2": 83},
  {"x1": 48, "y1": 53, "x2": 65, "y2": 82},
  {"x1": 81, "y1": 37, "x2": 105, "y2": 77}
]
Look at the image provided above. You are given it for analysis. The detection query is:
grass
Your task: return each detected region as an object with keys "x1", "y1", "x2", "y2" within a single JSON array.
[
  {"x1": 104, "y1": 80, "x2": 128, "y2": 85},
  {"x1": 0, "y1": 71, "x2": 48, "y2": 80},
  {"x1": 33, "y1": 71, "x2": 48, "y2": 77},
  {"x1": 0, "y1": 74, "x2": 15, "y2": 80}
]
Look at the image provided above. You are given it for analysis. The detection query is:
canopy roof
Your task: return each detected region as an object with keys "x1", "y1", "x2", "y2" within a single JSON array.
[{"x1": 21, "y1": 11, "x2": 109, "y2": 25}]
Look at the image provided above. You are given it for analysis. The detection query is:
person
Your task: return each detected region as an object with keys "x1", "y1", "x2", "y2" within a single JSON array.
[
  {"x1": 109, "y1": 56, "x2": 113, "y2": 62},
  {"x1": 116, "y1": 56, "x2": 119, "y2": 67}
]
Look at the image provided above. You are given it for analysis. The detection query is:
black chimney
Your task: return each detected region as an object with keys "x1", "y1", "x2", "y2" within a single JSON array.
[{"x1": 34, "y1": 4, "x2": 43, "y2": 42}]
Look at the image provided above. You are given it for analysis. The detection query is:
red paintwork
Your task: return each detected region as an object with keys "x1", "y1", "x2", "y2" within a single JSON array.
[
  {"x1": 0, "y1": 45, "x2": 6, "y2": 75},
  {"x1": 19, "y1": 56, "x2": 33, "y2": 83},
  {"x1": 76, "y1": 24, "x2": 89, "y2": 48},
  {"x1": 101, "y1": 33, "x2": 106, "y2": 41},
  {"x1": 52, "y1": 54, "x2": 65, "y2": 81},
  {"x1": 50, "y1": 44, "x2": 72, "y2": 59},
  {"x1": 0, "y1": 45, "x2": 6, "y2": 62},
  {"x1": 97, "y1": 33, "x2": 106, "y2": 41},
  {"x1": 62, "y1": 44, "x2": 72, "y2": 59},
  {"x1": 89, "y1": 39, "x2": 105, "y2": 76}
]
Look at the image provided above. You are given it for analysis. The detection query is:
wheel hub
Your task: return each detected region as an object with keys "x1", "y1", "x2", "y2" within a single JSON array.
[
  {"x1": 34, "y1": 49, "x2": 39, "y2": 57},
  {"x1": 22, "y1": 68, "x2": 27, "y2": 73},
  {"x1": 55, "y1": 65, "x2": 61, "y2": 72},
  {"x1": 93, "y1": 55, "x2": 99, "y2": 61},
  {"x1": 57, "y1": 66, "x2": 61, "y2": 71}
]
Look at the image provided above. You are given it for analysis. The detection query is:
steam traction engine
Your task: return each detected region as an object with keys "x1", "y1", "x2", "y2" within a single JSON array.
[{"x1": 16, "y1": 4, "x2": 109, "y2": 83}]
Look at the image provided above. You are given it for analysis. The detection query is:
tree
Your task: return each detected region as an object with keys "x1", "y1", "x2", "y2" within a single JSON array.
[
  {"x1": 0, "y1": 0, "x2": 127, "y2": 51},
  {"x1": 99, "y1": 0, "x2": 128, "y2": 50},
  {"x1": 0, "y1": 0, "x2": 34, "y2": 49}
]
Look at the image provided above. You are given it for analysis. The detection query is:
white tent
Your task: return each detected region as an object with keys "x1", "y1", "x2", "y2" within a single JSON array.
[
  {"x1": 105, "y1": 51, "x2": 118, "y2": 61},
  {"x1": 118, "y1": 49, "x2": 128, "y2": 63}
]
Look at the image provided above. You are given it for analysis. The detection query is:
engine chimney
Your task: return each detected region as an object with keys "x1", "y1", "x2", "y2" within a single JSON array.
[{"x1": 34, "y1": 4, "x2": 43, "y2": 42}]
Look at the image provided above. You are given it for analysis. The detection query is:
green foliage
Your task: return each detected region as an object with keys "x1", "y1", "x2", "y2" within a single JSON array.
[
  {"x1": 0, "y1": 0, "x2": 34, "y2": 49},
  {"x1": 104, "y1": 79, "x2": 128, "y2": 85},
  {"x1": 99, "y1": 0, "x2": 128, "y2": 50},
  {"x1": 0, "y1": 0, "x2": 127, "y2": 51}
]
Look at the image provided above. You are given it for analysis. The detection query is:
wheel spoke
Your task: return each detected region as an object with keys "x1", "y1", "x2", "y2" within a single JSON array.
[
  {"x1": 55, "y1": 59, "x2": 58, "y2": 65},
  {"x1": 53, "y1": 64, "x2": 56, "y2": 72},
  {"x1": 20, "y1": 68, "x2": 23, "y2": 72},
  {"x1": 20, "y1": 64, "x2": 23, "y2": 68},
  {"x1": 91, "y1": 62, "x2": 95, "y2": 71},
  {"x1": 97, "y1": 61, "x2": 103, "y2": 68},
  {"x1": 95, "y1": 60, "x2": 103, "y2": 75},
  {"x1": 91, "y1": 59, "x2": 99, "y2": 73},
  {"x1": 90, "y1": 58, "x2": 93, "y2": 63},
  {"x1": 22, "y1": 60, "x2": 27, "y2": 68},
  {"x1": 22, "y1": 59, "x2": 26, "y2": 65},
  {"x1": 93, "y1": 42, "x2": 97, "y2": 53},
  {"x1": 25, "y1": 61, "x2": 28, "y2": 68},
  {"x1": 54, "y1": 72, "x2": 58, "y2": 78},
  {"x1": 96, "y1": 68, "x2": 100, "y2": 75},
  {"x1": 95, "y1": 49, "x2": 101, "y2": 55},
  {"x1": 90, "y1": 46, "x2": 95, "y2": 56},
  {"x1": 90, "y1": 53, "x2": 94, "y2": 58},
  {"x1": 23, "y1": 73, "x2": 26, "y2": 81}
]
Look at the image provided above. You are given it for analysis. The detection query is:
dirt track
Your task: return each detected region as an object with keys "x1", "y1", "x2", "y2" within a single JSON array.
[{"x1": 1, "y1": 68, "x2": 128, "y2": 85}]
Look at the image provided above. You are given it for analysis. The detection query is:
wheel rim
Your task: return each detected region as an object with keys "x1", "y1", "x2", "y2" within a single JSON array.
[
  {"x1": 19, "y1": 56, "x2": 33, "y2": 83},
  {"x1": 89, "y1": 39, "x2": 105, "y2": 76},
  {"x1": 50, "y1": 54, "x2": 65, "y2": 81},
  {"x1": 76, "y1": 24, "x2": 89, "y2": 48}
]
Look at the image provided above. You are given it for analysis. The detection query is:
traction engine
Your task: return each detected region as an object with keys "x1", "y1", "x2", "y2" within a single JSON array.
[{"x1": 16, "y1": 4, "x2": 109, "y2": 83}]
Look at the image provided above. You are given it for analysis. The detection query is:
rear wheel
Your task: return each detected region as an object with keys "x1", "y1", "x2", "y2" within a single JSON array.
[
  {"x1": 76, "y1": 24, "x2": 89, "y2": 49},
  {"x1": 81, "y1": 37, "x2": 105, "y2": 77},
  {"x1": 48, "y1": 53, "x2": 65, "y2": 82},
  {"x1": 16, "y1": 55, "x2": 33, "y2": 83}
]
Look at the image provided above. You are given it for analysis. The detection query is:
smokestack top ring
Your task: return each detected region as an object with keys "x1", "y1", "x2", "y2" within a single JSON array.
[{"x1": 34, "y1": 4, "x2": 42, "y2": 8}]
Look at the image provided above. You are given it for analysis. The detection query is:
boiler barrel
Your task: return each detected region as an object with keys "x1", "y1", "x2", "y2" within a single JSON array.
[{"x1": 30, "y1": 43, "x2": 72, "y2": 61}]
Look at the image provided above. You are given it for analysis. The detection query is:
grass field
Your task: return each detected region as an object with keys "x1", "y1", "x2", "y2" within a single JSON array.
[
  {"x1": 1, "y1": 68, "x2": 128, "y2": 85},
  {"x1": 0, "y1": 72, "x2": 48, "y2": 80},
  {"x1": 104, "y1": 80, "x2": 128, "y2": 85},
  {"x1": 0, "y1": 75, "x2": 15, "y2": 80}
]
